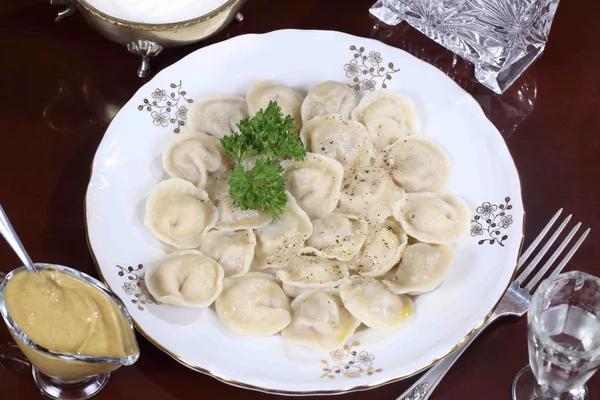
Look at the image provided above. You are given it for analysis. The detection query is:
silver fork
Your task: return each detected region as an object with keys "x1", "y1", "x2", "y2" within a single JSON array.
[{"x1": 397, "y1": 209, "x2": 591, "y2": 400}]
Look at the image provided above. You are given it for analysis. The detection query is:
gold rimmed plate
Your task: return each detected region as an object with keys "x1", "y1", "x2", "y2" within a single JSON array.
[{"x1": 85, "y1": 30, "x2": 524, "y2": 395}]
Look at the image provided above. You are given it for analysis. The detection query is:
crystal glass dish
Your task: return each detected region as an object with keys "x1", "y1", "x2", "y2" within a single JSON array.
[{"x1": 370, "y1": 0, "x2": 560, "y2": 94}]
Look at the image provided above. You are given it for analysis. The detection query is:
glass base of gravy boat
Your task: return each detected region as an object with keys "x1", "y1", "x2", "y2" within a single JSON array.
[
  {"x1": 0, "y1": 264, "x2": 140, "y2": 400},
  {"x1": 0, "y1": 342, "x2": 112, "y2": 400},
  {"x1": 33, "y1": 367, "x2": 110, "y2": 400}
]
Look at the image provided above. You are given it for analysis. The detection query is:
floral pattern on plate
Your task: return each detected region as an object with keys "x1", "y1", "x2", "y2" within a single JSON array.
[
  {"x1": 137, "y1": 81, "x2": 193, "y2": 133},
  {"x1": 344, "y1": 45, "x2": 400, "y2": 91},
  {"x1": 320, "y1": 341, "x2": 382, "y2": 379},
  {"x1": 471, "y1": 197, "x2": 513, "y2": 246},
  {"x1": 117, "y1": 264, "x2": 161, "y2": 311}
]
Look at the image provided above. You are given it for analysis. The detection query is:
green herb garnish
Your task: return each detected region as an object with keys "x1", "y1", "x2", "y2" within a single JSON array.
[{"x1": 220, "y1": 101, "x2": 306, "y2": 219}]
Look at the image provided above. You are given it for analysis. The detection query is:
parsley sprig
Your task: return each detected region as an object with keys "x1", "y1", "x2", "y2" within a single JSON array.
[{"x1": 220, "y1": 101, "x2": 306, "y2": 219}]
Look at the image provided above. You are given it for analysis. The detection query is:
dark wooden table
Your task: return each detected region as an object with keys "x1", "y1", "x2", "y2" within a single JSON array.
[{"x1": 1, "y1": 0, "x2": 599, "y2": 399}]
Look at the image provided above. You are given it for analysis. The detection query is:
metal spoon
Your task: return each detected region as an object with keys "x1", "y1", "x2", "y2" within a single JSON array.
[{"x1": 0, "y1": 204, "x2": 39, "y2": 274}]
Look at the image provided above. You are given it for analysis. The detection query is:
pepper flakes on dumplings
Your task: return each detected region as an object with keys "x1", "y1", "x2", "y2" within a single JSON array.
[
  {"x1": 377, "y1": 136, "x2": 451, "y2": 193},
  {"x1": 302, "y1": 213, "x2": 368, "y2": 261},
  {"x1": 351, "y1": 218, "x2": 408, "y2": 277},
  {"x1": 300, "y1": 114, "x2": 374, "y2": 168},
  {"x1": 276, "y1": 255, "x2": 350, "y2": 298},
  {"x1": 337, "y1": 166, "x2": 405, "y2": 224}
]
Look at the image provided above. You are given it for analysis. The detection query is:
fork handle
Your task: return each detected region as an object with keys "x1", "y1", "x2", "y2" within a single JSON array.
[{"x1": 396, "y1": 313, "x2": 499, "y2": 400}]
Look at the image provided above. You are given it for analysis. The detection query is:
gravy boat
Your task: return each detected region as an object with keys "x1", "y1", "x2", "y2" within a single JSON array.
[{"x1": 0, "y1": 263, "x2": 140, "y2": 400}]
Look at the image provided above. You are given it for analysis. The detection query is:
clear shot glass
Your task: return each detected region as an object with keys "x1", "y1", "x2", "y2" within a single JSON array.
[{"x1": 512, "y1": 271, "x2": 600, "y2": 400}]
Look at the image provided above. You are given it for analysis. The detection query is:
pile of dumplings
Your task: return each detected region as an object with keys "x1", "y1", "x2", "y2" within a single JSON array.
[{"x1": 143, "y1": 80, "x2": 471, "y2": 351}]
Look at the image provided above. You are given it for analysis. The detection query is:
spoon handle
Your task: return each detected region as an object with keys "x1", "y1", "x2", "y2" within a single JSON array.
[{"x1": 0, "y1": 205, "x2": 38, "y2": 273}]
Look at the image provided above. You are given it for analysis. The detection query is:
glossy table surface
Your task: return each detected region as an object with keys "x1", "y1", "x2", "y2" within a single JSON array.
[{"x1": 1, "y1": 0, "x2": 599, "y2": 399}]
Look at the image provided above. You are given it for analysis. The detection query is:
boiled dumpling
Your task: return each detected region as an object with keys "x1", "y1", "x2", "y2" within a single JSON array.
[
  {"x1": 377, "y1": 136, "x2": 451, "y2": 192},
  {"x1": 396, "y1": 193, "x2": 470, "y2": 244},
  {"x1": 144, "y1": 178, "x2": 218, "y2": 249},
  {"x1": 339, "y1": 275, "x2": 413, "y2": 331},
  {"x1": 188, "y1": 95, "x2": 248, "y2": 139},
  {"x1": 302, "y1": 213, "x2": 368, "y2": 261},
  {"x1": 206, "y1": 162, "x2": 272, "y2": 230},
  {"x1": 281, "y1": 153, "x2": 344, "y2": 220},
  {"x1": 215, "y1": 272, "x2": 291, "y2": 337},
  {"x1": 163, "y1": 132, "x2": 224, "y2": 187},
  {"x1": 352, "y1": 218, "x2": 408, "y2": 277},
  {"x1": 337, "y1": 166, "x2": 405, "y2": 224},
  {"x1": 300, "y1": 114, "x2": 374, "y2": 168},
  {"x1": 383, "y1": 243, "x2": 454, "y2": 295},
  {"x1": 351, "y1": 91, "x2": 420, "y2": 151},
  {"x1": 300, "y1": 81, "x2": 358, "y2": 122},
  {"x1": 246, "y1": 80, "x2": 304, "y2": 131},
  {"x1": 213, "y1": 193, "x2": 272, "y2": 231},
  {"x1": 206, "y1": 158, "x2": 272, "y2": 230},
  {"x1": 253, "y1": 192, "x2": 313, "y2": 269},
  {"x1": 280, "y1": 283, "x2": 310, "y2": 299},
  {"x1": 199, "y1": 229, "x2": 256, "y2": 278},
  {"x1": 277, "y1": 255, "x2": 349, "y2": 298},
  {"x1": 282, "y1": 290, "x2": 361, "y2": 351},
  {"x1": 204, "y1": 165, "x2": 232, "y2": 203},
  {"x1": 145, "y1": 250, "x2": 224, "y2": 307}
]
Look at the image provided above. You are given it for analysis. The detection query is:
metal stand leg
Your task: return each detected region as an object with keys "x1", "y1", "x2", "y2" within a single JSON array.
[
  {"x1": 49, "y1": 0, "x2": 77, "y2": 22},
  {"x1": 127, "y1": 40, "x2": 164, "y2": 78}
]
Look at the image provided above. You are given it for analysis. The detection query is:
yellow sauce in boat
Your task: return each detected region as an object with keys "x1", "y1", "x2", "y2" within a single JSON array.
[{"x1": 3, "y1": 269, "x2": 136, "y2": 380}]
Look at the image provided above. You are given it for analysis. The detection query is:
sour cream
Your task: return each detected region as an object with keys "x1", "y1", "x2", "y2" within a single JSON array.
[{"x1": 84, "y1": 0, "x2": 229, "y2": 24}]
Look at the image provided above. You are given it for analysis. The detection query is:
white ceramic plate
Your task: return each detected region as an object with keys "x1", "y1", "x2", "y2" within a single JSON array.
[{"x1": 85, "y1": 30, "x2": 523, "y2": 395}]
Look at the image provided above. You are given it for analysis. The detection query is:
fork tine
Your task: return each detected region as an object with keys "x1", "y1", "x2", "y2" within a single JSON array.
[
  {"x1": 525, "y1": 222, "x2": 581, "y2": 291},
  {"x1": 515, "y1": 214, "x2": 572, "y2": 284},
  {"x1": 548, "y1": 228, "x2": 591, "y2": 280},
  {"x1": 518, "y1": 208, "x2": 563, "y2": 268}
]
